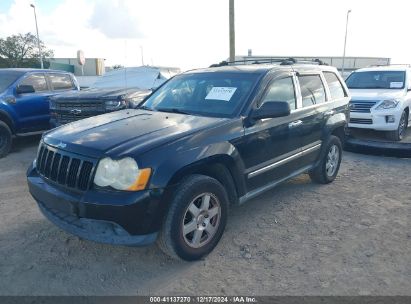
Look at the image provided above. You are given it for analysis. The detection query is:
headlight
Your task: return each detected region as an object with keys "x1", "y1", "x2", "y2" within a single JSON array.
[
  {"x1": 105, "y1": 100, "x2": 126, "y2": 110},
  {"x1": 94, "y1": 157, "x2": 151, "y2": 191},
  {"x1": 375, "y1": 99, "x2": 400, "y2": 110}
]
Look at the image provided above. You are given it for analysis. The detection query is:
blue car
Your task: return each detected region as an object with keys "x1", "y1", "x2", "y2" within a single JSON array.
[{"x1": 0, "y1": 69, "x2": 79, "y2": 157}]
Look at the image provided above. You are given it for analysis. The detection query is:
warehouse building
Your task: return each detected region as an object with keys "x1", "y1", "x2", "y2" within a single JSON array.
[
  {"x1": 232, "y1": 55, "x2": 391, "y2": 77},
  {"x1": 48, "y1": 57, "x2": 105, "y2": 76}
]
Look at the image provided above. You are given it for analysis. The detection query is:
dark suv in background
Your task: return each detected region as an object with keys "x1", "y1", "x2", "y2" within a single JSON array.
[
  {"x1": 49, "y1": 66, "x2": 180, "y2": 127},
  {"x1": 0, "y1": 69, "x2": 79, "y2": 157},
  {"x1": 27, "y1": 59, "x2": 350, "y2": 261}
]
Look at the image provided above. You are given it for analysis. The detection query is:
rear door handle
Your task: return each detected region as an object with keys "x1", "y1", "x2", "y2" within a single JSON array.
[
  {"x1": 289, "y1": 120, "x2": 303, "y2": 128},
  {"x1": 325, "y1": 110, "x2": 335, "y2": 116}
]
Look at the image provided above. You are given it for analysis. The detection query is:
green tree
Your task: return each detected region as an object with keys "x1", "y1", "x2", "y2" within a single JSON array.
[{"x1": 0, "y1": 32, "x2": 54, "y2": 68}]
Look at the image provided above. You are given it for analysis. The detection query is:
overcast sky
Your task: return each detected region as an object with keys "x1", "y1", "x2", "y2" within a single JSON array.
[{"x1": 1, "y1": 0, "x2": 410, "y2": 70}]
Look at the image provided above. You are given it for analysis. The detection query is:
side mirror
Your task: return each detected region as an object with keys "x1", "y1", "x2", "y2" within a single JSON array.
[
  {"x1": 251, "y1": 101, "x2": 291, "y2": 120},
  {"x1": 16, "y1": 85, "x2": 35, "y2": 94}
]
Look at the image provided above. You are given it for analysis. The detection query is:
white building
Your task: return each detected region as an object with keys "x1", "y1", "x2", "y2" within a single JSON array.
[{"x1": 232, "y1": 55, "x2": 391, "y2": 78}]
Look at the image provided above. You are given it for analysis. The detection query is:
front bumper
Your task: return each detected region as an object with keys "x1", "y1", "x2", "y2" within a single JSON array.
[
  {"x1": 348, "y1": 108, "x2": 403, "y2": 131},
  {"x1": 27, "y1": 165, "x2": 165, "y2": 246}
]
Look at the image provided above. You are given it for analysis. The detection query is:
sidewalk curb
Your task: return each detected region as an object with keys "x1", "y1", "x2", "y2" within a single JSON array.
[{"x1": 345, "y1": 137, "x2": 411, "y2": 158}]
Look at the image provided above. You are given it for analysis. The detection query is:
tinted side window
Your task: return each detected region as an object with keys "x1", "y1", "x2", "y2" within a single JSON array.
[
  {"x1": 20, "y1": 74, "x2": 48, "y2": 92},
  {"x1": 298, "y1": 75, "x2": 326, "y2": 107},
  {"x1": 324, "y1": 72, "x2": 346, "y2": 100},
  {"x1": 261, "y1": 77, "x2": 296, "y2": 110},
  {"x1": 49, "y1": 74, "x2": 74, "y2": 90}
]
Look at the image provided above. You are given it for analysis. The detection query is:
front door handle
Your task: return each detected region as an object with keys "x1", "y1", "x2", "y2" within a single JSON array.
[
  {"x1": 289, "y1": 120, "x2": 303, "y2": 128},
  {"x1": 325, "y1": 110, "x2": 335, "y2": 116}
]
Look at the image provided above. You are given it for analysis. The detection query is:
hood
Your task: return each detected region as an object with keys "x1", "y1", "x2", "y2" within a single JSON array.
[
  {"x1": 43, "y1": 109, "x2": 228, "y2": 158},
  {"x1": 52, "y1": 87, "x2": 147, "y2": 101},
  {"x1": 349, "y1": 89, "x2": 405, "y2": 101}
]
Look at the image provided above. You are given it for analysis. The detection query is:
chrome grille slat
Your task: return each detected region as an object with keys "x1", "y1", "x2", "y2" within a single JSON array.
[
  {"x1": 350, "y1": 100, "x2": 377, "y2": 113},
  {"x1": 50, "y1": 153, "x2": 61, "y2": 181},
  {"x1": 58, "y1": 156, "x2": 70, "y2": 185},
  {"x1": 39, "y1": 148, "x2": 48, "y2": 174}
]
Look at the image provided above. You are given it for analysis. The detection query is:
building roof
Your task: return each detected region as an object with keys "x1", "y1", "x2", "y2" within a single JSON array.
[
  {"x1": 0, "y1": 68, "x2": 72, "y2": 73},
  {"x1": 355, "y1": 65, "x2": 410, "y2": 72}
]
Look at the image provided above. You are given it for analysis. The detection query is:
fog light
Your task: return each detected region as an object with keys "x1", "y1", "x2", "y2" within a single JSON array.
[{"x1": 386, "y1": 115, "x2": 395, "y2": 123}]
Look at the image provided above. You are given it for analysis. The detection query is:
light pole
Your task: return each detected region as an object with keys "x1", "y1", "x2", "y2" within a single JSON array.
[
  {"x1": 140, "y1": 46, "x2": 144, "y2": 66},
  {"x1": 341, "y1": 9, "x2": 351, "y2": 77},
  {"x1": 30, "y1": 4, "x2": 43, "y2": 69},
  {"x1": 229, "y1": 0, "x2": 235, "y2": 62}
]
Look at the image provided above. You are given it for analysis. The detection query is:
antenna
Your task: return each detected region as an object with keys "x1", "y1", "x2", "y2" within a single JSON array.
[{"x1": 124, "y1": 40, "x2": 128, "y2": 89}]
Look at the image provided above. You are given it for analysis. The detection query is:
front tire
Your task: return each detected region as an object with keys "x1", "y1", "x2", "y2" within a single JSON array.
[
  {"x1": 309, "y1": 135, "x2": 342, "y2": 184},
  {"x1": 386, "y1": 110, "x2": 408, "y2": 141},
  {"x1": 157, "y1": 174, "x2": 229, "y2": 261},
  {"x1": 0, "y1": 121, "x2": 12, "y2": 158}
]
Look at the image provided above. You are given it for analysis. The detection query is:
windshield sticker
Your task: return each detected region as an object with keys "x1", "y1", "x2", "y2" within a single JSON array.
[
  {"x1": 390, "y1": 82, "x2": 403, "y2": 88},
  {"x1": 205, "y1": 87, "x2": 237, "y2": 101}
]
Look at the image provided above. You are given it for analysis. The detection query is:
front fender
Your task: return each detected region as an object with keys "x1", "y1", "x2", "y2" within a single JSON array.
[
  {"x1": 325, "y1": 112, "x2": 347, "y2": 132},
  {"x1": 144, "y1": 141, "x2": 246, "y2": 193}
]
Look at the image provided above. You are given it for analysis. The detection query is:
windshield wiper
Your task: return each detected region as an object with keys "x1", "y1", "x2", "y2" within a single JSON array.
[
  {"x1": 138, "y1": 105, "x2": 154, "y2": 111},
  {"x1": 156, "y1": 108, "x2": 191, "y2": 115}
]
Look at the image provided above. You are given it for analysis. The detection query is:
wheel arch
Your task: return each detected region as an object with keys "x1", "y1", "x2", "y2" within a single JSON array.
[
  {"x1": 165, "y1": 154, "x2": 245, "y2": 206},
  {"x1": 0, "y1": 110, "x2": 15, "y2": 134},
  {"x1": 330, "y1": 124, "x2": 346, "y2": 145}
]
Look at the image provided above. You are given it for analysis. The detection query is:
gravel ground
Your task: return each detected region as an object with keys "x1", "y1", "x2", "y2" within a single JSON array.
[{"x1": 0, "y1": 136, "x2": 410, "y2": 296}]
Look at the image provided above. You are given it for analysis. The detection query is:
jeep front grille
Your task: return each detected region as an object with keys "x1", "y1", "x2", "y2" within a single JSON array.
[{"x1": 36, "y1": 143, "x2": 96, "y2": 191}]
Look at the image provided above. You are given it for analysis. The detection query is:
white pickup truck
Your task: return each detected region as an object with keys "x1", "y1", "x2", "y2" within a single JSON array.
[{"x1": 346, "y1": 66, "x2": 411, "y2": 141}]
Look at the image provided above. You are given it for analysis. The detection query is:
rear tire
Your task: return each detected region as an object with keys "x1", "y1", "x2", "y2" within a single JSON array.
[
  {"x1": 157, "y1": 174, "x2": 229, "y2": 261},
  {"x1": 0, "y1": 121, "x2": 12, "y2": 158},
  {"x1": 386, "y1": 110, "x2": 408, "y2": 141},
  {"x1": 309, "y1": 135, "x2": 342, "y2": 184}
]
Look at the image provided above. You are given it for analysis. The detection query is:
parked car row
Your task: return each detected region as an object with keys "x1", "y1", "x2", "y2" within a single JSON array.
[
  {"x1": 1, "y1": 64, "x2": 409, "y2": 159},
  {"x1": 0, "y1": 66, "x2": 179, "y2": 157}
]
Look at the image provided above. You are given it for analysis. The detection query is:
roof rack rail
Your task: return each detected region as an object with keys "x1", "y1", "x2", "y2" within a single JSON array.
[{"x1": 209, "y1": 57, "x2": 328, "y2": 67}]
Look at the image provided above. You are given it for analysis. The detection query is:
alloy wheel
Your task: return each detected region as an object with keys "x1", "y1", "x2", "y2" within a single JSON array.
[
  {"x1": 326, "y1": 145, "x2": 340, "y2": 177},
  {"x1": 182, "y1": 193, "x2": 221, "y2": 249}
]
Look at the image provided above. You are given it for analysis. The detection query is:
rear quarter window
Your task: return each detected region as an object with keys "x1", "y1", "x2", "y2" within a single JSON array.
[
  {"x1": 298, "y1": 75, "x2": 326, "y2": 107},
  {"x1": 49, "y1": 73, "x2": 74, "y2": 91},
  {"x1": 323, "y1": 72, "x2": 346, "y2": 100}
]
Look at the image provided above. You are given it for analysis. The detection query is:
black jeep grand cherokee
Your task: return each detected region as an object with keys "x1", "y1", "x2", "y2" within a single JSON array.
[{"x1": 27, "y1": 62, "x2": 350, "y2": 261}]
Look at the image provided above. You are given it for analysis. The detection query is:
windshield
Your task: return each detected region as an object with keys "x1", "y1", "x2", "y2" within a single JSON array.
[
  {"x1": 346, "y1": 71, "x2": 406, "y2": 89},
  {"x1": 141, "y1": 72, "x2": 260, "y2": 117},
  {"x1": 0, "y1": 70, "x2": 24, "y2": 92}
]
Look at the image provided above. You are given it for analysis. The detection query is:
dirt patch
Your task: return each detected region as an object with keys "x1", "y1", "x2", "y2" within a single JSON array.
[{"x1": 0, "y1": 137, "x2": 410, "y2": 295}]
